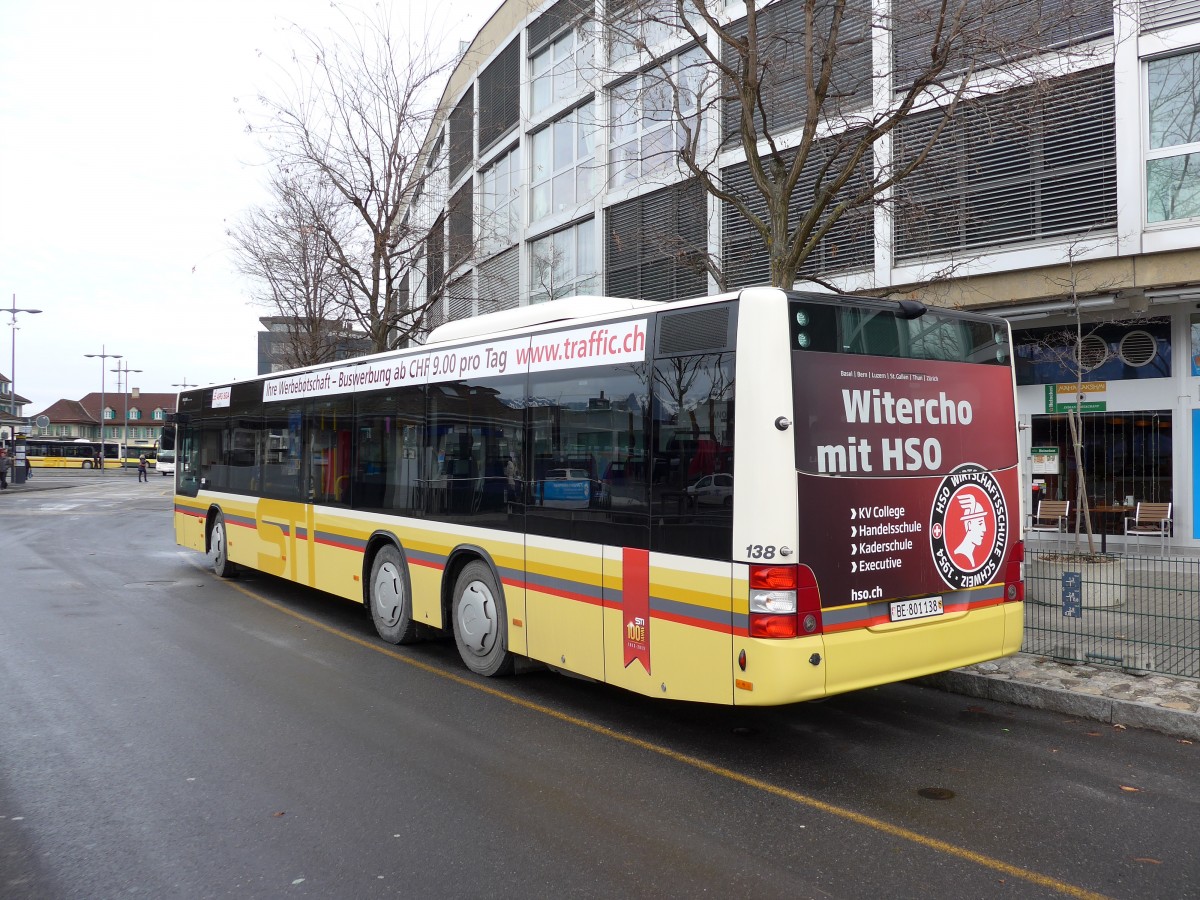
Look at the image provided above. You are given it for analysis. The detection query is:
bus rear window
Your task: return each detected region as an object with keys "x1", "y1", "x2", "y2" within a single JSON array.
[{"x1": 789, "y1": 300, "x2": 1009, "y2": 365}]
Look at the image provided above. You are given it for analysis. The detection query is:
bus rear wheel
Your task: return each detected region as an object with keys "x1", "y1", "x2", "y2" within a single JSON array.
[
  {"x1": 210, "y1": 512, "x2": 238, "y2": 578},
  {"x1": 452, "y1": 561, "x2": 514, "y2": 677},
  {"x1": 369, "y1": 545, "x2": 419, "y2": 644}
]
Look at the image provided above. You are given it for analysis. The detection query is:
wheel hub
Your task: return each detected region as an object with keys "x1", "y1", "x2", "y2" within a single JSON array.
[
  {"x1": 457, "y1": 580, "x2": 496, "y2": 656},
  {"x1": 373, "y1": 562, "x2": 403, "y2": 626}
]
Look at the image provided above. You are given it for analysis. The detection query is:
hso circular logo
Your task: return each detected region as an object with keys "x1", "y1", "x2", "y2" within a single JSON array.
[{"x1": 929, "y1": 463, "x2": 1008, "y2": 590}]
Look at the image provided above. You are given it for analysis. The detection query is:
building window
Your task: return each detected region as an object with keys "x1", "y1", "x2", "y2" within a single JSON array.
[
  {"x1": 610, "y1": 47, "x2": 706, "y2": 188},
  {"x1": 530, "y1": 102, "x2": 597, "y2": 222},
  {"x1": 531, "y1": 22, "x2": 594, "y2": 117},
  {"x1": 129, "y1": 408, "x2": 141, "y2": 421},
  {"x1": 607, "y1": 0, "x2": 695, "y2": 65},
  {"x1": 530, "y1": 218, "x2": 598, "y2": 304},
  {"x1": 153, "y1": 408, "x2": 164, "y2": 421},
  {"x1": 480, "y1": 147, "x2": 521, "y2": 255},
  {"x1": 1147, "y1": 50, "x2": 1200, "y2": 223},
  {"x1": 103, "y1": 407, "x2": 114, "y2": 420}
]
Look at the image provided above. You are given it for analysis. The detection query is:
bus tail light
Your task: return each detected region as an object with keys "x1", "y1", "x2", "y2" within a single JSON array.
[
  {"x1": 749, "y1": 564, "x2": 823, "y2": 638},
  {"x1": 1003, "y1": 539, "x2": 1024, "y2": 603}
]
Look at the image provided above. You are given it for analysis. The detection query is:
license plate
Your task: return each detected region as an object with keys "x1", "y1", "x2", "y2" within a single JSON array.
[{"x1": 889, "y1": 596, "x2": 944, "y2": 622}]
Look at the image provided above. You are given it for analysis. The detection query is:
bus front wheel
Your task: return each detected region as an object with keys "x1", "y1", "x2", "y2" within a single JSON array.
[
  {"x1": 210, "y1": 512, "x2": 238, "y2": 578},
  {"x1": 452, "y1": 561, "x2": 514, "y2": 677},
  {"x1": 369, "y1": 544, "x2": 419, "y2": 645}
]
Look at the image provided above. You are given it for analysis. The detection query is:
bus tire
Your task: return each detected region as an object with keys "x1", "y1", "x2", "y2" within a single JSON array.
[
  {"x1": 368, "y1": 544, "x2": 419, "y2": 645},
  {"x1": 452, "y1": 560, "x2": 514, "y2": 677},
  {"x1": 210, "y1": 511, "x2": 239, "y2": 578},
  {"x1": 82, "y1": 460, "x2": 92, "y2": 470}
]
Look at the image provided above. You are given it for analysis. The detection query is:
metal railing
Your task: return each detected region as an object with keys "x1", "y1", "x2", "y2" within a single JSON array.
[{"x1": 1023, "y1": 545, "x2": 1200, "y2": 679}]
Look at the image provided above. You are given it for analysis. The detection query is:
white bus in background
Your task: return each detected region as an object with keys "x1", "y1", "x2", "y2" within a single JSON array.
[{"x1": 157, "y1": 424, "x2": 176, "y2": 477}]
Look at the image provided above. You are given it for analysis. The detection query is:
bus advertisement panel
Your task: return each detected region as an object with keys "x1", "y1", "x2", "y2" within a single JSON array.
[{"x1": 793, "y1": 352, "x2": 1019, "y2": 607}]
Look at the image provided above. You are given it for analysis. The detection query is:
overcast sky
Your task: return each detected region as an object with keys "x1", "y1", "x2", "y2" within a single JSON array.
[{"x1": 0, "y1": 0, "x2": 498, "y2": 414}]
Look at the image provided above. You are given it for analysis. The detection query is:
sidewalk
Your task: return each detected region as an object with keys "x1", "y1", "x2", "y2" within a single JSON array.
[
  {"x1": 0, "y1": 469, "x2": 136, "y2": 493},
  {"x1": 920, "y1": 653, "x2": 1200, "y2": 740}
]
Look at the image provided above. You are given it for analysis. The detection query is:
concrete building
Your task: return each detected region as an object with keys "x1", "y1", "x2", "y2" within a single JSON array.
[
  {"x1": 256, "y1": 316, "x2": 374, "y2": 376},
  {"x1": 394, "y1": 0, "x2": 1200, "y2": 549}
]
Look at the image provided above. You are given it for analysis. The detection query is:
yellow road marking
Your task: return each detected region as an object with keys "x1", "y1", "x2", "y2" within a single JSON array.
[{"x1": 189, "y1": 555, "x2": 1110, "y2": 900}]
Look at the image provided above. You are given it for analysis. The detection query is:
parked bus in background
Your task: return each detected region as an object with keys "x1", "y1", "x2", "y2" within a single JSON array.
[
  {"x1": 172, "y1": 287, "x2": 1024, "y2": 706},
  {"x1": 23, "y1": 438, "x2": 120, "y2": 468},
  {"x1": 156, "y1": 423, "x2": 176, "y2": 477},
  {"x1": 114, "y1": 445, "x2": 156, "y2": 470}
]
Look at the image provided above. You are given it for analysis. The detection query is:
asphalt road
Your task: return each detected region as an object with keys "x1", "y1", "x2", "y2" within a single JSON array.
[{"x1": 0, "y1": 473, "x2": 1196, "y2": 899}]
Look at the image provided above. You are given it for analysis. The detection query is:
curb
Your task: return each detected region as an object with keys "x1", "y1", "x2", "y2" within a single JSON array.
[{"x1": 920, "y1": 671, "x2": 1200, "y2": 741}]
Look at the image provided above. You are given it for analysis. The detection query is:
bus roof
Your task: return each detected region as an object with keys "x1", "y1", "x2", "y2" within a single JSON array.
[{"x1": 426, "y1": 295, "x2": 660, "y2": 344}]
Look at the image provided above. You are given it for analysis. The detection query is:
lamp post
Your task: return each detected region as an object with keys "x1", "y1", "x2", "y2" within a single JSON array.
[
  {"x1": 84, "y1": 346, "x2": 121, "y2": 473},
  {"x1": 172, "y1": 378, "x2": 196, "y2": 390},
  {"x1": 6, "y1": 294, "x2": 42, "y2": 442},
  {"x1": 110, "y1": 362, "x2": 143, "y2": 473}
]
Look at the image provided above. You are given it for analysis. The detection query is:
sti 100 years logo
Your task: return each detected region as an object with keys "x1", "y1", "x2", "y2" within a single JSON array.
[{"x1": 928, "y1": 463, "x2": 1009, "y2": 590}]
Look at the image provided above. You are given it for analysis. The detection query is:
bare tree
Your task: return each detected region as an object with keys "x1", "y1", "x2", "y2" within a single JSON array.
[
  {"x1": 247, "y1": 6, "x2": 460, "y2": 351},
  {"x1": 598, "y1": 0, "x2": 1110, "y2": 290},
  {"x1": 1023, "y1": 236, "x2": 1159, "y2": 555},
  {"x1": 229, "y1": 173, "x2": 358, "y2": 369}
]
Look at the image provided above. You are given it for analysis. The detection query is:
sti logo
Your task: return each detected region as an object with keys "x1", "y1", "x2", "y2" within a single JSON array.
[{"x1": 929, "y1": 463, "x2": 1009, "y2": 590}]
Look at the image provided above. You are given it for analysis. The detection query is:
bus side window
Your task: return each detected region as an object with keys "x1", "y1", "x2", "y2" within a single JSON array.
[{"x1": 650, "y1": 353, "x2": 735, "y2": 560}]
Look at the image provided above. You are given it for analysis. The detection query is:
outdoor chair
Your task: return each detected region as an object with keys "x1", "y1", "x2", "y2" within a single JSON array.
[
  {"x1": 1123, "y1": 502, "x2": 1172, "y2": 554},
  {"x1": 1029, "y1": 499, "x2": 1070, "y2": 548}
]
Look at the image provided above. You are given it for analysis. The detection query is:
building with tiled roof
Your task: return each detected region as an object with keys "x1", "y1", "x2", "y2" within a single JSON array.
[{"x1": 29, "y1": 391, "x2": 177, "y2": 452}]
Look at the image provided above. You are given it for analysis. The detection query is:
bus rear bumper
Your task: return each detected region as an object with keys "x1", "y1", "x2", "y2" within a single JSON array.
[{"x1": 732, "y1": 602, "x2": 1022, "y2": 706}]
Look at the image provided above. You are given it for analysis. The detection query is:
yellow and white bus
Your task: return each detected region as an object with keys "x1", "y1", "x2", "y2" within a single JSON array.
[
  {"x1": 173, "y1": 287, "x2": 1024, "y2": 705},
  {"x1": 22, "y1": 438, "x2": 119, "y2": 468}
]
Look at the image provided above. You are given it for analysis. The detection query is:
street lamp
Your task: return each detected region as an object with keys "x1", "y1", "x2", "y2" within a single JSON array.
[
  {"x1": 172, "y1": 378, "x2": 196, "y2": 390},
  {"x1": 84, "y1": 346, "x2": 121, "y2": 472},
  {"x1": 110, "y1": 361, "x2": 143, "y2": 473},
  {"x1": 6, "y1": 294, "x2": 42, "y2": 441}
]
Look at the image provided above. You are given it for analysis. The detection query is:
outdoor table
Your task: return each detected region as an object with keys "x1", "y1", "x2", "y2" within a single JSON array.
[{"x1": 1088, "y1": 505, "x2": 1132, "y2": 553}]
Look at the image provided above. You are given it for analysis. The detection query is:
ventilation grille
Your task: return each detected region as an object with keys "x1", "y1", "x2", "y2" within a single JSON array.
[
  {"x1": 658, "y1": 306, "x2": 732, "y2": 356},
  {"x1": 895, "y1": 67, "x2": 1116, "y2": 259},
  {"x1": 528, "y1": 0, "x2": 589, "y2": 54},
  {"x1": 479, "y1": 248, "x2": 520, "y2": 312},
  {"x1": 448, "y1": 274, "x2": 474, "y2": 322},
  {"x1": 1119, "y1": 330, "x2": 1158, "y2": 367},
  {"x1": 448, "y1": 87, "x2": 474, "y2": 184},
  {"x1": 1076, "y1": 334, "x2": 1109, "y2": 372},
  {"x1": 1141, "y1": 0, "x2": 1200, "y2": 31},
  {"x1": 479, "y1": 40, "x2": 520, "y2": 153}
]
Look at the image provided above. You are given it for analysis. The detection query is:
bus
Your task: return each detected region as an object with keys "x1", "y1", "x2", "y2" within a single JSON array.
[
  {"x1": 156, "y1": 423, "x2": 176, "y2": 477},
  {"x1": 23, "y1": 438, "x2": 120, "y2": 468},
  {"x1": 172, "y1": 287, "x2": 1024, "y2": 705}
]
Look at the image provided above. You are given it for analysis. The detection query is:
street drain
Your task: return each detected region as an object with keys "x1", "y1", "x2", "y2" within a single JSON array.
[{"x1": 917, "y1": 787, "x2": 956, "y2": 800}]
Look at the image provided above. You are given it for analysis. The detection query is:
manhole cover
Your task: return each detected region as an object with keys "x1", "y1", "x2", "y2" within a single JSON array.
[{"x1": 917, "y1": 787, "x2": 956, "y2": 800}]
